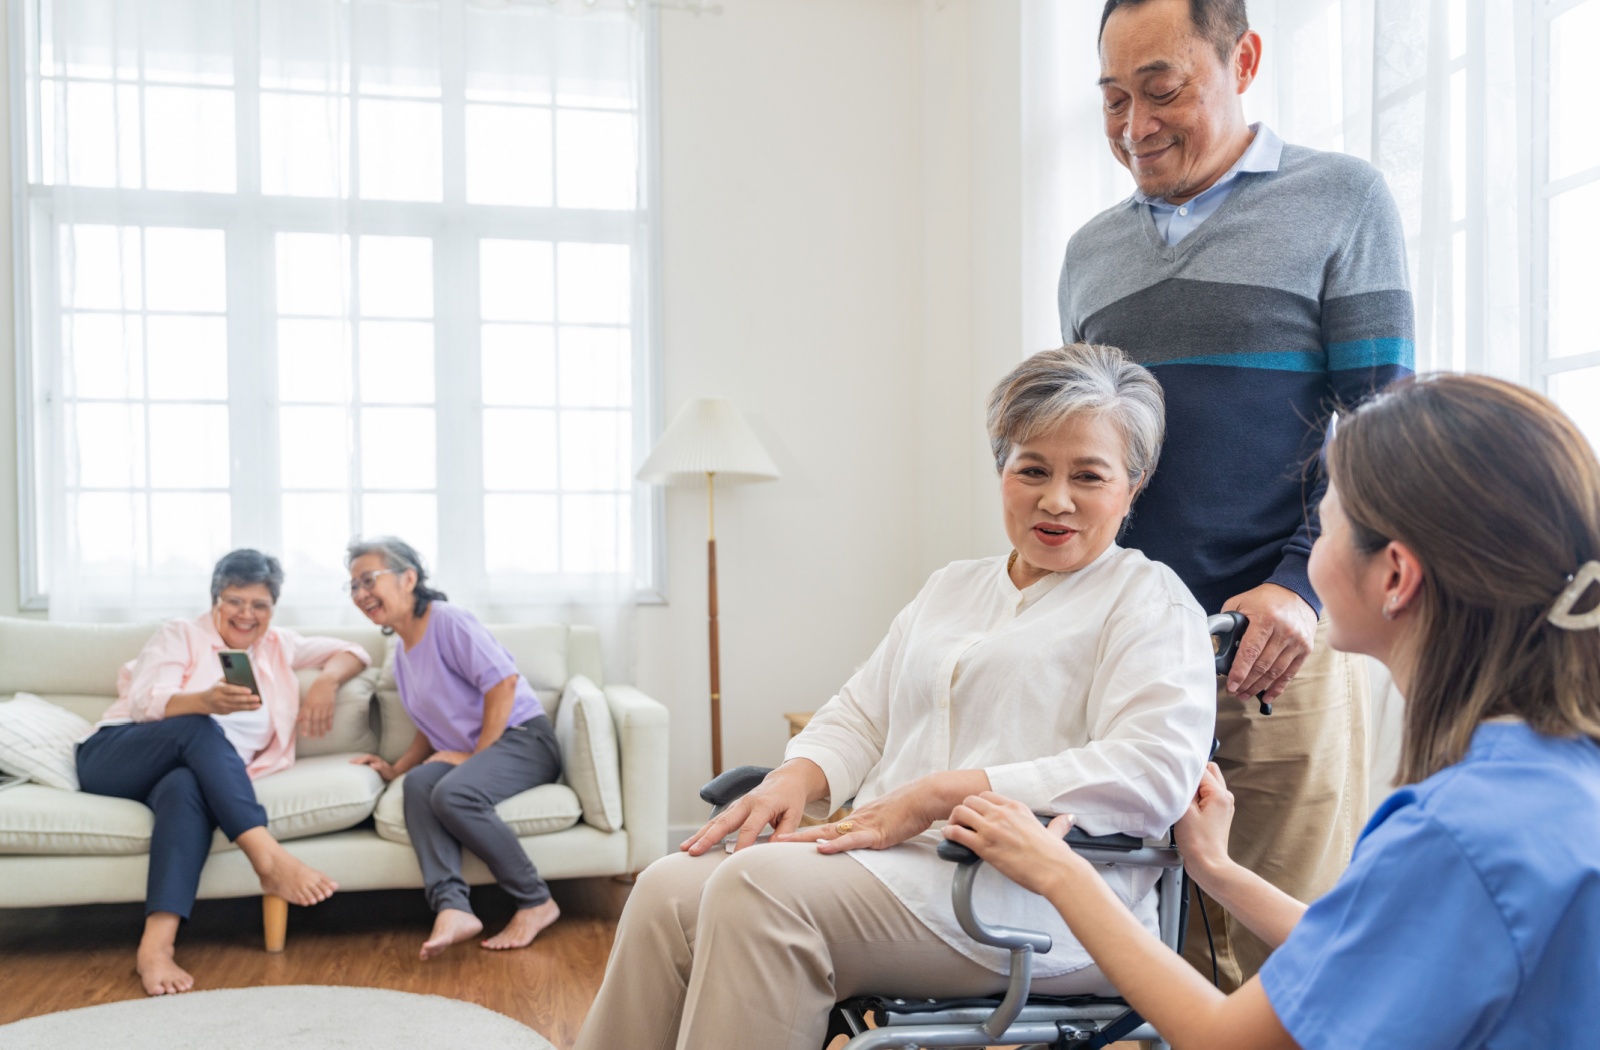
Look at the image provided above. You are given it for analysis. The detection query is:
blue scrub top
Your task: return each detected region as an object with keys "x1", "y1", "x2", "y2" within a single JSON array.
[{"x1": 1260, "y1": 721, "x2": 1600, "y2": 1049}]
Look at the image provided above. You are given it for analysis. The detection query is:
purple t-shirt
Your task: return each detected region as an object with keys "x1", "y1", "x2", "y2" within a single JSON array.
[{"x1": 393, "y1": 602, "x2": 543, "y2": 753}]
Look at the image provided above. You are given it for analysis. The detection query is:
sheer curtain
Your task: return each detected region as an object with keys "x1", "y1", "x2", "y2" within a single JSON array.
[{"x1": 19, "y1": 0, "x2": 654, "y2": 671}]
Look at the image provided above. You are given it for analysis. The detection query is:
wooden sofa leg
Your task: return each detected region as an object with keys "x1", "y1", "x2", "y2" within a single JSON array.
[{"x1": 263, "y1": 894, "x2": 288, "y2": 953}]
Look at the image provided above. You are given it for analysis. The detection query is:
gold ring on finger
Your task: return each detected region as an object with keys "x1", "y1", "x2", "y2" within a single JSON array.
[{"x1": 835, "y1": 821, "x2": 854, "y2": 834}]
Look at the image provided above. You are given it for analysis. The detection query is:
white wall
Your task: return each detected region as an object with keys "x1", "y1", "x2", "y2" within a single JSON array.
[
  {"x1": 639, "y1": 0, "x2": 926, "y2": 827},
  {"x1": 640, "y1": 0, "x2": 1067, "y2": 830}
]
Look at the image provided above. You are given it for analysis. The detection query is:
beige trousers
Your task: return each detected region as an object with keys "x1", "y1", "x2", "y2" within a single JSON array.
[
  {"x1": 1182, "y1": 615, "x2": 1369, "y2": 990},
  {"x1": 574, "y1": 842, "x2": 1113, "y2": 1050}
]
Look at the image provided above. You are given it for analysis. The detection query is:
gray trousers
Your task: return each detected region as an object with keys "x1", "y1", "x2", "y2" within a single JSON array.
[{"x1": 402, "y1": 715, "x2": 562, "y2": 914}]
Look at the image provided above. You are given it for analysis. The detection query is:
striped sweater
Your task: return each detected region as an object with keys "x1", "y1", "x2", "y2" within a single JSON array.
[{"x1": 1059, "y1": 144, "x2": 1415, "y2": 615}]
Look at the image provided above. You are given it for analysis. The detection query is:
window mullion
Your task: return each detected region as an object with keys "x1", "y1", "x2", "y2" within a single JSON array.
[
  {"x1": 434, "y1": 225, "x2": 486, "y2": 603},
  {"x1": 224, "y1": 0, "x2": 278, "y2": 559},
  {"x1": 1529, "y1": 0, "x2": 1554, "y2": 396}
]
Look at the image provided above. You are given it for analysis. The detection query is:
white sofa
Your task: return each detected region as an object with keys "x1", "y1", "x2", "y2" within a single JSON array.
[{"x1": 0, "y1": 615, "x2": 668, "y2": 949}]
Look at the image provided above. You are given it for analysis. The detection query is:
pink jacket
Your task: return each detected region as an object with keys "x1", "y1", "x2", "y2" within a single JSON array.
[{"x1": 100, "y1": 614, "x2": 372, "y2": 780}]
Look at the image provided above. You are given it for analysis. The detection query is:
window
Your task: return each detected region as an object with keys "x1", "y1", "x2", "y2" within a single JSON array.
[
  {"x1": 14, "y1": 0, "x2": 658, "y2": 618},
  {"x1": 1265, "y1": 0, "x2": 1484, "y2": 375},
  {"x1": 1535, "y1": 0, "x2": 1600, "y2": 448}
]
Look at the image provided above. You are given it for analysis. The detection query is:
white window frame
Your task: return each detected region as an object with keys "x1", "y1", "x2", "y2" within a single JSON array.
[
  {"x1": 8, "y1": 0, "x2": 667, "y2": 612},
  {"x1": 1529, "y1": 0, "x2": 1600, "y2": 401}
]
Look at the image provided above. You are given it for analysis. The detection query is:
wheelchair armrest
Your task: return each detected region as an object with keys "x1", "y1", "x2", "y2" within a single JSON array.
[
  {"x1": 936, "y1": 816, "x2": 1144, "y2": 865},
  {"x1": 699, "y1": 765, "x2": 774, "y2": 807}
]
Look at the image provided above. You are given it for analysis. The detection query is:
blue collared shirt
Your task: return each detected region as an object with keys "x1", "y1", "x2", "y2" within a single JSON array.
[{"x1": 1135, "y1": 123, "x2": 1283, "y2": 245}]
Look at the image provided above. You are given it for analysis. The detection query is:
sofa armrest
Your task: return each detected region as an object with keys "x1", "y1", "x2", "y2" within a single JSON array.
[{"x1": 603, "y1": 684, "x2": 669, "y2": 874}]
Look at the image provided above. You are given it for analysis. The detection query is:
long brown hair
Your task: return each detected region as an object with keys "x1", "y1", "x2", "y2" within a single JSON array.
[{"x1": 1327, "y1": 374, "x2": 1600, "y2": 783}]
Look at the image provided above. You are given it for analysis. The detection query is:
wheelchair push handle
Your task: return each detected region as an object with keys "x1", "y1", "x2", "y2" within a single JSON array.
[{"x1": 1207, "y1": 611, "x2": 1271, "y2": 716}]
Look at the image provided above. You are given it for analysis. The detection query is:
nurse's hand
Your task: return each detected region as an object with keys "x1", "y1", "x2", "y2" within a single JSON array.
[
  {"x1": 1174, "y1": 763, "x2": 1235, "y2": 883},
  {"x1": 942, "y1": 793, "x2": 1085, "y2": 898},
  {"x1": 681, "y1": 758, "x2": 827, "y2": 856}
]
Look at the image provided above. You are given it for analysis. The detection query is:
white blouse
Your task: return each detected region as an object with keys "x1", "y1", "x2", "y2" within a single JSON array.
[{"x1": 785, "y1": 545, "x2": 1216, "y2": 977}]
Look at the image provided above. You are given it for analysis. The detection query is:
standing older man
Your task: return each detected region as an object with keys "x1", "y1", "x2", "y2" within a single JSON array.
[{"x1": 1059, "y1": 0, "x2": 1414, "y2": 989}]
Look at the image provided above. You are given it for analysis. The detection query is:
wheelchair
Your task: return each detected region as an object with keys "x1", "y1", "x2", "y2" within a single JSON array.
[{"x1": 697, "y1": 612, "x2": 1250, "y2": 1050}]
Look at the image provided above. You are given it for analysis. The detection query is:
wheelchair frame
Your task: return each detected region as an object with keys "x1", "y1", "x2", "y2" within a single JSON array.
[{"x1": 699, "y1": 612, "x2": 1247, "y2": 1050}]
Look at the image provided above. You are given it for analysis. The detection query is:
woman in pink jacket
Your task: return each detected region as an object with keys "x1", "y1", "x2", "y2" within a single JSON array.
[{"x1": 75, "y1": 549, "x2": 371, "y2": 996}]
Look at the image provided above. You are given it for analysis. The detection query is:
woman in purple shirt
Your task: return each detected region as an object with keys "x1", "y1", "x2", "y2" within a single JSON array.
[{"x1": 347, "y1": 537, "x2": 563, "y2": 959}]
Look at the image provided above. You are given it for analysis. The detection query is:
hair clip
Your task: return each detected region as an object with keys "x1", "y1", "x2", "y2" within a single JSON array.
[{"x1": 1548, "y1": 561, "x2": 1600, "y2": 631}]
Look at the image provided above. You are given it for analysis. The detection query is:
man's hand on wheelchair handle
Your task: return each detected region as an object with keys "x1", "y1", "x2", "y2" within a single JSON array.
[
  {"x1": 1221, "y1": 582, "x2": 1316, "y2": 704},
  {"x1": 1173, "y1": 762, "x2": 1235, "y2": 886},
  {"x1": 942, "y1": 793, "x2": 1088, "y2": 897},
  {"x1": 680, "y1": 759, "x2": 826, "y2": 856}
]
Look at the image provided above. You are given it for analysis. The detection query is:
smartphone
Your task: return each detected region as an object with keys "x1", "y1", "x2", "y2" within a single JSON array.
[{"x1": 218, "y1": 649, "x2": 262, "y2": 697}]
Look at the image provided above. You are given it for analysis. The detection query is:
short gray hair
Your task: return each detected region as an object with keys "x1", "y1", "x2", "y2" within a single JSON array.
[
  {"x1": 210, "y1": 549, "x2": 284, "y2": 604},
  {"x1": 985, "y1": 343, "x2": 1165, "y2": 488},
  {"x1": 345, "y1": 536, "x2": 448, "y2": 620}
]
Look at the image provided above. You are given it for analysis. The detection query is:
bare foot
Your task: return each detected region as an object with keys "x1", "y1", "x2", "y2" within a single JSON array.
[
  {"x1": 482, "y1": 899, "x2": 561, "y2": 951},
  {"x1": 255, "y1": 850, "x2": 338, "y2": 907},
  {"x1": 136, "y1": 942, "x2": 195, "y2": 996},
  {"x1": 421, "y1": 908, "x2": 484, "y2": 960}
]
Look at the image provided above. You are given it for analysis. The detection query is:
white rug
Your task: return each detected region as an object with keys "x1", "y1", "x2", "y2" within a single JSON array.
[{"x1": 0, "y1": 985, "x2": 558, "y2": 1050}]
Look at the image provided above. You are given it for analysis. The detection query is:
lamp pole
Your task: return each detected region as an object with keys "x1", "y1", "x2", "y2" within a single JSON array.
[
  {"x1": 636, "y1": 398, "x2": 777, "y2": 780},
  {"x1": 706, "y1": 471, "x2": 723, "y2": 776}
]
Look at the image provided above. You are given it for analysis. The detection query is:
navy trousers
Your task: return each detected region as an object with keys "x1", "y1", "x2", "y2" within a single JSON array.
[{"x1": 76, "y1": 715, "x2": 270, "y2": 919}]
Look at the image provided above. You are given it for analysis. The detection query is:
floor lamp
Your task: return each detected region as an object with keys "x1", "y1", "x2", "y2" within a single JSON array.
[{"x1": 637, "y1": 398, "x2": 780, "y2": 777}]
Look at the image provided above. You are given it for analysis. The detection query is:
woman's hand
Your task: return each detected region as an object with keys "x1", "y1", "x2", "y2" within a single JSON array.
[
  {"x1": 298, "y1": 675, "x2": 338, "y2": 739},
  {"x1": 773, "y1": 777, "x2": 946, "y2": 854},
  {"x1": 680, "y1": 759, "x2": 826, "y2": 856},
  {"x1": 942, "y1": 792, "x2": 1085, "y2": 897},
  {"x1": 350, "y1": 754, "x2": 398, "y2": 781},
  {"x1": 425, "y1": 750, "x2": 471, "y2": 766},
  {"x1": 1173, "y1": 762, "x2": 1236, "y2": 883},
  {"x1": 196, "y1": 681, "x2": 261, "y2": 715}
]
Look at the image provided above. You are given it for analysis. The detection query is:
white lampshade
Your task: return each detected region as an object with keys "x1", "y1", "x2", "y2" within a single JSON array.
[{"x1": 637, "y1": 398, "x2": 780, "y2": 484}]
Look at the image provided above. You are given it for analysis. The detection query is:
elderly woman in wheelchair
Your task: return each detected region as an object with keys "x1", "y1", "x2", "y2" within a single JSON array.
[
  {"x1": 573, "y1": 343, "x2": 1218, "y2": 1050},
  {"x1": 952, "y1": 374, "x2": 1600, "y2": 1049}
]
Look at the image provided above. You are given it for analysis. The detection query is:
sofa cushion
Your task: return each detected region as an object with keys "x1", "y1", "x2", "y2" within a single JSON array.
[
  {"x1": 0, "y1": 784, "x2": 153, "y2": 854},
  {"x1": 554, "y1": 675, "x2": 623, "y2": 832},
  {"x1": 20, "y1": 693, "x2": 114, "y2": 724},
  {"x1": 0, "y1": 753, "x2": 383, "y2": 856},
  {"x1": 214, "y1": 754, "x2": 385, "y2": 850},
  {"x1": 372, "y1": 773, "x2": 582, "y2": 845},
  {"x1": 292, "y1": 668, "x2": 381, "y2": 759},
  {"x1": 482, "y1": 624, "x2": 569, "y2": 712},
  {"x1": 0, "y1": 694, "x2": 94, "y2": 790},
  {"x1": 0, "y1": 618, "x2": 161, "y2": 697}
]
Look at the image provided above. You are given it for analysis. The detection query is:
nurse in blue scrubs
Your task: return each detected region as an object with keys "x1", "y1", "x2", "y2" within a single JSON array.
[{"x1": 946, "y1": 373, "x2": 1600, "y2": 1050}]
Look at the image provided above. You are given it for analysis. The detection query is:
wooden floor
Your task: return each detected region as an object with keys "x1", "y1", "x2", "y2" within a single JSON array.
[
  {"x1": 0, "y1": 880, "x2": 1142, "y2": 1050},
  {"x1": 0, "y1": 878, "x2": 631, "y2": 1049}
]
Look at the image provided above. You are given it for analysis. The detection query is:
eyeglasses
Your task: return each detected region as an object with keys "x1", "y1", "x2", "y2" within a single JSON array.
[
  {"x1": 218, "y1": 596, "x2": 274, "y2": 616},
  {"x1": 345, "y1": 569, "x2": 395, "y2": 596}
]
